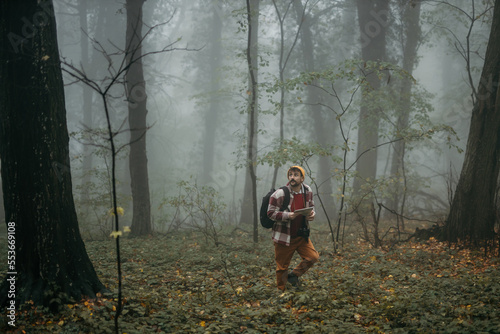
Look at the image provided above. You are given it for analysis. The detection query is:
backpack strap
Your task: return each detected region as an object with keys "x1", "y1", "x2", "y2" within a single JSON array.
[
  {"x1": 302, "y1": 184, "x2": 307, "y2": 204},
  {"x1": 279, "y1": 186, "x2": 290, "y2": 212},
  {"x1": 301, "y1": 185, "x2": 308, "y2": 227}
]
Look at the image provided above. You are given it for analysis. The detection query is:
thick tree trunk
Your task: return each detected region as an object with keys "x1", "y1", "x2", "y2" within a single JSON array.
[
  {"x1": 0, "y1": 0, "x2": 105, "y2": 308},
  {"x1": 353, "y1": 0, "x2": 389, "y2": 200},
  {"x1": 445, "y1": 0, "x2": 500, "y2": 244},
  {"x1": 0, "y1": 179, "x2": 4, "y2": 223},
  {"x1": 125, "y1": 0, "x2": 152, "y2": 236}
]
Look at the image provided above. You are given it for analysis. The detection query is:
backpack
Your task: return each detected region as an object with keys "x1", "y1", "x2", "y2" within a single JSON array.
[{"x1": 260, "y1": 186, "x2": 290, "y2": 229}]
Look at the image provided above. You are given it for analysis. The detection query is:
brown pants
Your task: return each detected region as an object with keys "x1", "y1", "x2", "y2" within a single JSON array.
[{"x1": 274, "y1": 237, "x2": 319, "y2": 291}]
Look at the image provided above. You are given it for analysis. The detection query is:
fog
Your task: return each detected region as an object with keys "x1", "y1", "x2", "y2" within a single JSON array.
[{"x1": 51, "y1": 0, "x2": 492, "y2": 235}]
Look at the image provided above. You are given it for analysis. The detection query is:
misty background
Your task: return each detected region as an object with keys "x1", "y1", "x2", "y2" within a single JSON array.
[{"x1": 42, "y1": 0, "x2": 491, "y2": 237}]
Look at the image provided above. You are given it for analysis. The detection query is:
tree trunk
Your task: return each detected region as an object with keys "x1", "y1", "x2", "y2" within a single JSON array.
[
  {"x1": 445, "y1": 0, "x2": 500, "y2": 245},
  {"x1": 0, "y1": 178, "x2": 4, "y2": 223},
  {"x1": 270, "y1": 0, "x2": 302, "y2": 189},
  {"x1": 125, "y1": 0, "x2": 152, "y2": 236},
  {"x1": 293, "y1": 0, "x2": 336, "y2": 219},
  {"x1": 388, "y1": 2, "x2": 422, "y2": 220},
  {"x1": 244, "y1": 0, "x2": 260, "y2": 243},
  {"x1": 353, "y1": 0, "x2": 389, "y2": 205},
  {"x1": 0, "y1": 0, "x2": 105, "y2": 308},
  {"x1": 78, "y1": 0, "x2": 95, "y2": 212},
  {"x1": 240, "y1": 0, "x2": 259, "y2": 229},
  {"x1": 201, "y1": 3, "x2": 223, "y2": 184}
]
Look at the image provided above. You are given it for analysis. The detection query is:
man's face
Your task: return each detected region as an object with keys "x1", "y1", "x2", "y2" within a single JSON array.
[{"x1": 288, "y1": 170, "x2": 304, "y2": 187}]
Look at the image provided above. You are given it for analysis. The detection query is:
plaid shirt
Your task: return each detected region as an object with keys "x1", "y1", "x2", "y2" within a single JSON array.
[{"x1": 267, "y1": 184, "x2": 314, "y2": 246}]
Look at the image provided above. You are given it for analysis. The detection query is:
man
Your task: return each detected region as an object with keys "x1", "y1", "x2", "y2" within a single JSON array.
[{"x1": 267, "y1": 166, "x2": 320, "y2": 291}]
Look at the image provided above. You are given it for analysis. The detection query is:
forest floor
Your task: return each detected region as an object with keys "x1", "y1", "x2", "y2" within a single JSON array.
[{"x1": 1, "y1": 223, "x2": 499, "y2": 333}]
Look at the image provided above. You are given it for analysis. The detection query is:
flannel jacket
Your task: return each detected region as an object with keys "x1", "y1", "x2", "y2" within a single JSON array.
[{"x1": 267, "y1": 183, "x2": 314, "y2": 246}]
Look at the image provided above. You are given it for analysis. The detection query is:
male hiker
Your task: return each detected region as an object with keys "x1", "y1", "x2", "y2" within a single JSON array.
[{"x1": 267, "y1": 166, "x2": 320, "y2": 291}]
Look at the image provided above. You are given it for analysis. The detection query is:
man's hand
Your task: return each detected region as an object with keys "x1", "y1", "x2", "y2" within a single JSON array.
[
  {"x1": 306, "y1": 210, "x2": 315, "y2": 221},
  {"x1": 289, "y1": 210, "x2": 315, "y2": 221}
]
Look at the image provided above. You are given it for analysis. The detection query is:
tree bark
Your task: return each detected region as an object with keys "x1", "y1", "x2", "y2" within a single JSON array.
[
  {"x1": 353, "y1": 0, "x2": 389, "y2": 199},
  {"x1": 240, "y1": 0, "x2": 259, "y2": 229},
  {"x1": 125, "y1": 0, "x2": 152, "y2": 236},
  {"x1": 445, "y1": 0, "x2": 500, "y2": 245},
  {"x1": 201, "y1": 3, "x2": 223, "y2": 184},
  {"x1": 388, "y1": 2, "x2": 422, "y2": 218},
  {"x1": 78, "y1": 0, "x2": 95, "y2": 216},
  {"x1": 293, "y1": 0, "x2": 336, "y2": 219},
  {"x1": 244, "y1": 0, "x2": 260, "y2": 243},
  {"x1": 0, "y1": 0, "x2": 105, "y2": 308}
]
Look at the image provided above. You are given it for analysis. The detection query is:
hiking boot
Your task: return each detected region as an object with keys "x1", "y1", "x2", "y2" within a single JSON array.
[{"x1": 287, "y1": 273, "x2": 300, "y2": 287}]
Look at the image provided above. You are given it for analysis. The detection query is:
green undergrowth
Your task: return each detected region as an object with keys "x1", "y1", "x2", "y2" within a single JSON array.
[{"x1": 2, "y1": 229, "x2": 499, "y2": 333}]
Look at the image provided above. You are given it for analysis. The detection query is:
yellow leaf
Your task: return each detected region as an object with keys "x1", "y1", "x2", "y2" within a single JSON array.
[
  {"x1": 41, "y1": 55, "x2": 50, "y2": 61},
  {"x1": 200, "y1": 321, "x2": 206, "y2": 327},
  {"x1": 123, "y1": 226, "x2": 131, "y2": 233},
  {"x1": 58, "y1": 320, "x2": 64, "y2": 326},
  {"x1": 108, "y1": 207, "x2": 125, "y2": 216},
  {"x1": 110, "y1": 231, "x2": 122, "y2": 238}
]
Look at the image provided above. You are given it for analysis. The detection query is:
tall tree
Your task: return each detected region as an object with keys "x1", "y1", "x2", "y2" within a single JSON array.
[
  {"x1": 353, "y1": 0, "x2": 389, "y2": 200},
  {"x1": 240, "y1": 0, "x2": 260, "y2": 229},
  {"x1": 292, "y1": 0, "x2": 336, "y2": 219},
  {"x1": 79, "y1": 0, "x2": 108, "y2": 200},
  {"x1": 125, "y1": 0, "x2": 152, "y2": 236},
  {"x1": 445, "y1": 0, "x2": 500, "y2": 245},
  {"x1": 201, "y1": 1, "x2": 224, "y2": 184},
  {"x1": 388, "y1": 1, "x2": 422, "y2": 218},
  {"x1": 79, "y1": 0, "x2": 93, "y2": 196},
  {"x1": 244, "y1": 0, "x2": 260, "y2": 242},
  {"x1": 269, "y1": 0, "x2": 303, "y2": 188},
  {"x1": 0, "y1": 0, "x2": 104, "y2": 307}
]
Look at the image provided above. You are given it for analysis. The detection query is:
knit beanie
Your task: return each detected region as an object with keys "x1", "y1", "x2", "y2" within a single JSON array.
[{"x1": 287, "y1": 165, "x2": 305, "y2": 178}]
